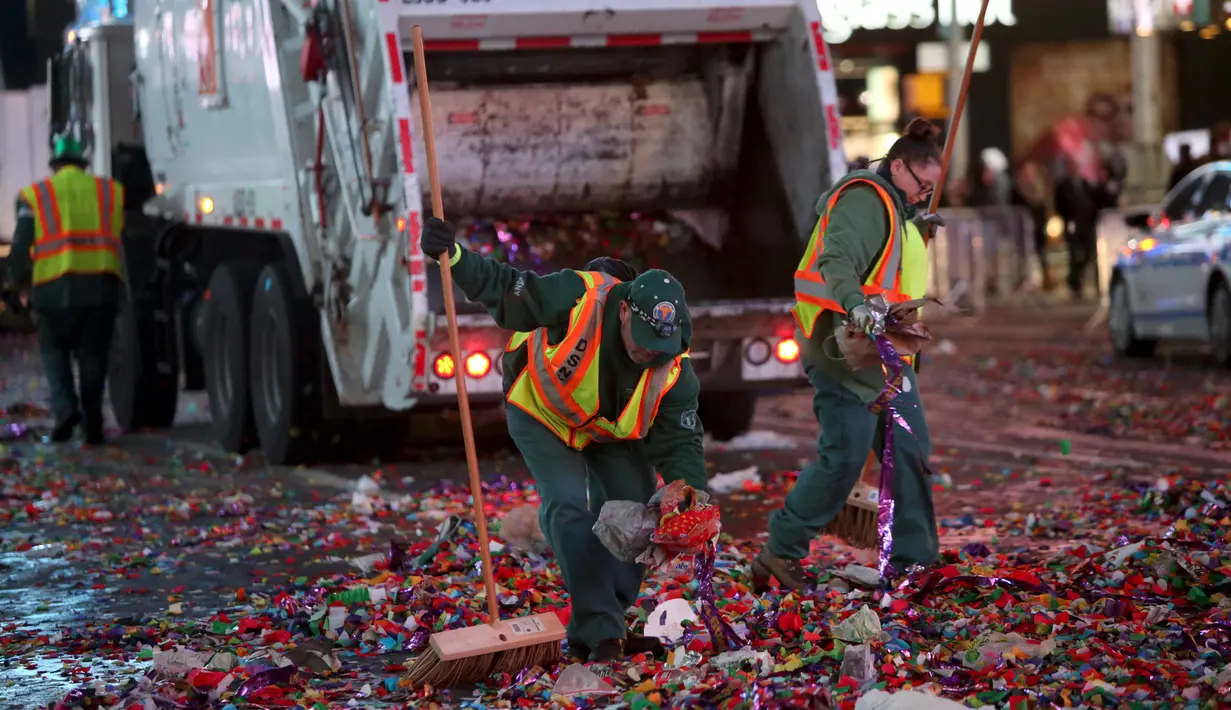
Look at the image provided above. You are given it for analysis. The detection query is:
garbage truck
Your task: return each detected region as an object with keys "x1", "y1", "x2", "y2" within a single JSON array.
[{"x1": 39, "y1": 0, "x2": 849, "y2": 464}]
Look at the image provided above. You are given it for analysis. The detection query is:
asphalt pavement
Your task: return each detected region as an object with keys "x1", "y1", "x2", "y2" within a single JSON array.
[{"x1": 1, "y1": 303, "x2": 1228, "y2": 708}]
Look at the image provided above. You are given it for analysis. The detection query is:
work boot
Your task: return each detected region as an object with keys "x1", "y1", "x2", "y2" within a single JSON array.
[
  {"x1": 588, "y1": 638, "x2": 625, "y2": 663},
  {"x1": 569, "y1": 633, "x2": 665, "y2": 662},
  {"x1": 750, "y1": 548, "x2": 813, "y2": 593},
  {"x1": 50, "y1": 411, "x2": 81, "y2": 443}
]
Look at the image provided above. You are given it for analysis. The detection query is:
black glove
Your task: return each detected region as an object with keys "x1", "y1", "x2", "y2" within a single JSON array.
[
  {"x1": 913, "y1": 212, "x2": 945, "y2": 230},
  {"x1": 421, "y1": 216, "x2": 457, "y2": 261}
]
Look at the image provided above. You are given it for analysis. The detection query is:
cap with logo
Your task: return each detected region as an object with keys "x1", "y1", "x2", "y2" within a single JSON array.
[{"x1": 626, "y1": 269, "x2": 688, "y2": 354}]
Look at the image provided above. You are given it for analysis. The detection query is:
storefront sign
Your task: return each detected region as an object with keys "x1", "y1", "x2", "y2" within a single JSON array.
[{"x1": 818, "y1": 0, "x2": 1018, "y2": 44}]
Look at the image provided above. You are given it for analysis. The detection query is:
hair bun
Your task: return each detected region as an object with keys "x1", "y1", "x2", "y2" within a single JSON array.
[{"x1": 904, "y1": 118, "x2": 941, "y2": 141}]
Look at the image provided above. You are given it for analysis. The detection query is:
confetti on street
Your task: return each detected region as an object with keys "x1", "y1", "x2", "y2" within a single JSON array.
[{"x1": 1, "y1": 309, "x2": 1229, "y2": 709}]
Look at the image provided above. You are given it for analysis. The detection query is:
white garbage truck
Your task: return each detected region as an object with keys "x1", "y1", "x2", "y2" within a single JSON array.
[{"x1": 43, "y1": 0, "x2": 849, "y2": 463}]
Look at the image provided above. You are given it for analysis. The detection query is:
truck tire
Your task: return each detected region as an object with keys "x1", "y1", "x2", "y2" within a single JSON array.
[
  {"x1": 1109, "y1": 277, "x2": 1156, "y2": 358},
  {"x1": 699, "y1": 392, "x2": 757, "y2": 442},
  {"x1": 108, "y1": 290, "x2": 178, "y2": 431},
  {"x1": 203, "y1": 262, "x2": 263, "y2": 453},
  {"x1": 248, "y1": 264, "x2": 323, "y2": 465}
]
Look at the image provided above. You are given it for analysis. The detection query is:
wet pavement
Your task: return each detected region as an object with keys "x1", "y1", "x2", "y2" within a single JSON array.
[{"x1": 1, "y1": 303, "x2": 1228, "y2": 708}]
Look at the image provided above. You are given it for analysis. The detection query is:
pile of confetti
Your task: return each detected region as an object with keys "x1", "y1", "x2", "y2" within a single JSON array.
[
  {"x1": 934, "y1": 344, "x2": 1231, "y2": 450},
  {"x1": 2, "y1": 430, "x2": 1228, "y2": 710}
]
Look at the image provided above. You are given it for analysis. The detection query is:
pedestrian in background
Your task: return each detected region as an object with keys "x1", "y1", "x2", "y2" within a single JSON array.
[
  {"x1": 753, "y1": 118, "x2": 945, "y2": 591},
  {"x1": 6, "y1": 135, "x2": 124, "y2": 445},
  {"x1": 1012, "y1": 161, "x2": 1053, "y2": 290},
  {"x1": 1054, "y1": 157, "x2": 1099, "y2": 300},
  {"x1": 1170, "y1": 144, "x2": 1200, "y2": 191}
]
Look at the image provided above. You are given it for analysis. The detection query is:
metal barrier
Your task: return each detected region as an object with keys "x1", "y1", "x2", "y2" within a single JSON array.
[
  {"x1": 1083, "y1": 203, "x2": 1155, "y2": 332},
  {"x1": 929, "y1": 205, "x2": 1039, "y2": 315}
]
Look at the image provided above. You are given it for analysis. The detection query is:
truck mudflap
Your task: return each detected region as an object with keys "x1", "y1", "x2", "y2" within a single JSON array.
[{"x1": 414, "y1": 299, "x2": 804, "y2": 404}]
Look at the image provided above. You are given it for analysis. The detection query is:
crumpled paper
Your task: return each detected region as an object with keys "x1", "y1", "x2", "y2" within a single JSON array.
[
  {"x1": 837, "y1": 296, "x2": 952, "y2": 370},
  {"x1": 593, "y1": 481, "x2": 718, "y2": 566},
  {"x1": 855, "y1": 689, "x2": 968, "y2": 710},
  {"x1": 833, "y1": 605, "x2": 885, "y2": 644}
]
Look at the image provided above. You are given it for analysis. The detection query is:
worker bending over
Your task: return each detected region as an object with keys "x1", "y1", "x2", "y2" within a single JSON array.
[
  {"x1": 7, "y1": 135, "x2": 125, "y2": 445},
  {"x1": 420, "y1": 219, "x2": 709, "y2": 662},
  {"x1": 755, "y1": 118, "x2": 946, "y2": 590}
]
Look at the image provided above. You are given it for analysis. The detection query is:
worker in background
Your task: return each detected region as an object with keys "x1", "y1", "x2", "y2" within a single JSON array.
[
  {"x1": 753, "y1": 118, "x2": 945, "y2": 592},
  {"x1": 6, "y1": 135, "x2": 125, "y2": 445},
  {"x1": 420, "y1": 218, "x2": 707, "y2": 662}
]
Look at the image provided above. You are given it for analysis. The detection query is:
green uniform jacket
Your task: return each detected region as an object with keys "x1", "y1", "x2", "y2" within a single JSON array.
[
  {"x1": 7, "y1": 196, "x2": 122, "y2": 310},
  {"x1": 799, "y1": 168, "x2": 914, "y2": 404},
  {"x1": 449, "y1": 247, "x2": 708, "y2": 491}
]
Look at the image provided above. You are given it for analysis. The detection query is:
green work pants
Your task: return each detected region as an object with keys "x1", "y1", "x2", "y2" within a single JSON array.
[
  {"x1": 768, "y1": 363, "x2": 939, "y2": 569},
  {"x1": 506, "y1": 404, "x2": 657, "y2": 648},
  {"x1": 37, "y1": 305, "x2": 117, "y2": 438}
]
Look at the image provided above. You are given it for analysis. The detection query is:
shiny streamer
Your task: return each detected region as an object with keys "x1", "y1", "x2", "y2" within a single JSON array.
[
  {"x1": 693, "y1": 546, "x2": 743, "y2": 652},
  {"x1": 868, "y1": 335, "x2": 909, "y2": 580}
]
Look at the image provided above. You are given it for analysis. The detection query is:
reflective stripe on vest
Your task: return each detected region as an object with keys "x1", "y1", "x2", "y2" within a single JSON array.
[
  {"x1": 505, "y1": 271, "x2": 685, "y2": 450},
  {"x1": 791, "y1": 178, "x2": 911, "y2": 340},
  {"x1": 21, "y1": 168, "x2": 124, "y2": 287}
]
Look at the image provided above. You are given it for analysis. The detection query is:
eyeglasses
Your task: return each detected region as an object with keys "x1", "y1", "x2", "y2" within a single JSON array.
[{"x1": 903, "y1": 161, "x2": 934, "y2": 199}]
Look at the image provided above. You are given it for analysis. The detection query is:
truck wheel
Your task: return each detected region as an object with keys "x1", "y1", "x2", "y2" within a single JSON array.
[
  {"x1": 108, "y1": 291, "x2": 178, "y2": 431},
  {"x1": 248, "y1": 264, "x2": 322, "y2": 465},
  {"x1": 699, "y1": 392, "x2": 757, "y2": 442},
  {"x1": 1109, "y1": 277, "x2": 1156, "y2": 358},
  {"x1": 203, "y1": 262, "x2": 263, "y2": 453},
  {"x1": 1209, "y1": 280, "x2": 1231, "y2": 368}
]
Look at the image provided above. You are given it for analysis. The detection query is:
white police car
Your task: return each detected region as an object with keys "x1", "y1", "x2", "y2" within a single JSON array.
[{"x1": 1109, "y1": 161, "x2": 1231, "y2": 366}]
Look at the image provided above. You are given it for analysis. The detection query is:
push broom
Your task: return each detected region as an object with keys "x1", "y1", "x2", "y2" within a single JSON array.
[
  {"x1": 823, "y1": 0, "x2": 991, "y2": 551},
  {"x1": 404, "y1": 25, "x2": 566, "y2": 688}
]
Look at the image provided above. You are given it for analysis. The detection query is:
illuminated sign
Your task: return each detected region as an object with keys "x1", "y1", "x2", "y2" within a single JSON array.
[{"x1": 817, "y1": 0, "x2": 1018, "y2": 44}]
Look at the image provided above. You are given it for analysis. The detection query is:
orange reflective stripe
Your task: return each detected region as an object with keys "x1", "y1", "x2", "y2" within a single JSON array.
[
  {"x1": 522, "y1": 272, "x2": 616, "y2": 427},
  {"x1": 583, "y1": 356, "x2": 681, "y2": 444},
  {"x1": 792, "y1": 178, "x2": 907, "y2": 329},
  {"x1": 28, "y1": 181, "x2": 61, "y2": 236}
]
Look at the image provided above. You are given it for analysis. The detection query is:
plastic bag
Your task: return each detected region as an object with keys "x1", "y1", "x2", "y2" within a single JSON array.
[
  {"x1": 593, "y1": 500, "x2": 659, "y2": 563},
  {"x1": 551, "y1": 663, "x2": 616, "y2": 697},
  {"x1": 593, "y1": 481, "x2": 719, "y2": 565}
]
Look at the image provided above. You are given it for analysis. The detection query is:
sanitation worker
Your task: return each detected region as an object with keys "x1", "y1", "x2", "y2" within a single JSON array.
[
  {"x1": 421, "y1": 219, "x2": 708, "y2": 662},
  {"x1": 7, "y1": 135, "x2": 124, "y2": 446},
  {"x1": 753, "y1": 118, "x2": 946, "y2": 591}
]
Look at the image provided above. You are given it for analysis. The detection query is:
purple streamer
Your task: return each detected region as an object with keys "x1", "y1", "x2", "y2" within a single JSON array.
[
  {"x1": 235, "y1": 663, "x2": 298, "y2": 697},
  {"x1": 869, "y1": 335, "x2": 908, "y2": 580},
  {"x1": 693, "y1": 547, "x2": 743, "y2": 651}
]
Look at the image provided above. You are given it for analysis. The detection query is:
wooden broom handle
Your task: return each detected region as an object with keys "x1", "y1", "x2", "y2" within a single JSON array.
[
  {"x1": 412, "y1": 26, "x2": 502, "y2": 626},
  {"x1": 925, "y1": 0, "x2": 991, "y2": 232}
]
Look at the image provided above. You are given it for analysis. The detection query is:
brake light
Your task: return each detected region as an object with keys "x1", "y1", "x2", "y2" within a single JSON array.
[
  {"x1": 465, "y1": 352, "x2": 491, "y2": 379},
  {"x1": 433, "y1": 354, "x2": 455, "y2": 379},
  {"x1": 775, "y1": 338, "x2": 800, "y2": 363}
]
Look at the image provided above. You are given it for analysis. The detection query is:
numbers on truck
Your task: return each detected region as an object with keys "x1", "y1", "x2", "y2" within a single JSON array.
[{"x1": 233, "y1": 188, "x2": 256, "y2": 217}]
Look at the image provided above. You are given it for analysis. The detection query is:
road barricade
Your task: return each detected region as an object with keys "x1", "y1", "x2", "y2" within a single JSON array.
[{"x1": 929, "y1": 205, "x2": 1039, "y2": 314}]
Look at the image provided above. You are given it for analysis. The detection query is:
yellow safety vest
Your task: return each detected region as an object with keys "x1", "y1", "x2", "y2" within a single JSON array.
[
  {"x1": 20, "y1": 167, "x2": 124, "y2": 287},
  {"x1": 505, "y1": 270, "x2": 686, "y2": 450}
]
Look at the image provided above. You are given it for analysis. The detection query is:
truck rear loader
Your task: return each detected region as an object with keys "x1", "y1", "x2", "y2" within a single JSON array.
[{"x1": 32, "y1": 0, "x2": 848, "y2": 463}]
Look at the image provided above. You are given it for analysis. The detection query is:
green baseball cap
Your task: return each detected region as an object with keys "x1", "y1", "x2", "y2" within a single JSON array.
[
  {"x1": 51, "y1": 134, "x2": 86, "y2": 162},
  {"x1": 626, "y1": 269, "x2": 688, "y2": 354}
]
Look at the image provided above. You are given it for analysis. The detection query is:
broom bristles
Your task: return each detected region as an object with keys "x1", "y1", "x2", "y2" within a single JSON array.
[
  {"x1": 823, "y1": 482, "x2": 880, "y2": 550},
  {"x1": 405, "y1": 640, "x2": 563, "y2": 688}
]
